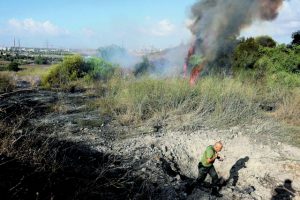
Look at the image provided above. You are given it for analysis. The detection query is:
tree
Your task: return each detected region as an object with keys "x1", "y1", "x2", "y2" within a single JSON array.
[
  {"x1": 97, "y1": 45, "x2": 127, "y2": 62},
  {"x1": 35, "y1": 55, "x2": 48, "y2": 64},
  {"x1": 134, "y1": 57, "x2": 154, "y2": 77},
  {"x1": 255, "y1": 36, "x2": 276, "y2": 48},
  {"x1": 291, "y1": 30, "x2": 300, "y2": 46},
  {"x1": 233, "y1": 37, "x2": 261, "y2": 71}
]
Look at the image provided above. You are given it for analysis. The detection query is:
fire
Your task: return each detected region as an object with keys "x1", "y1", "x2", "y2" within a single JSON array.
[
  {"x1": 189, "y1": 62, "x2": 205, "y2": 86},
  {"x1": 184, "y1": 45, "x2": 195, "y2": 78},
  {"x1": 184, "y1": 43, "x2": 205, "y2": 86}
]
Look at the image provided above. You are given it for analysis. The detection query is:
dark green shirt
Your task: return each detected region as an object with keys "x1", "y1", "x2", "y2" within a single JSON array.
[{"x1": 200, "y1": 145, "x2": 216, "y2": 167}]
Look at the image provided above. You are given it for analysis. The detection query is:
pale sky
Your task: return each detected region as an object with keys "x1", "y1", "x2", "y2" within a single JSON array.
[{"x1": 0, "y1": 0, "x2": 299, "y2": 49}]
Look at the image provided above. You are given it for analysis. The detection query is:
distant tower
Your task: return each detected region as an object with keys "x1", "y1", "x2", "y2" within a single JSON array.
[
  {"x1": 18, "y1": 39, "x2": 20, "y2": 48},
  {"x1": 13, "y1": 37, "x2": 15, "y2": 48}
]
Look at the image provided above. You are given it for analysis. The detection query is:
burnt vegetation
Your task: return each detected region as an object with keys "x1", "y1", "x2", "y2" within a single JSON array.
[{"x1": 0, "y1": 92, "x2": 154, "y2": 200}]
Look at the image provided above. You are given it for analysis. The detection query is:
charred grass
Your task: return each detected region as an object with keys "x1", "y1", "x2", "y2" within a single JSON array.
[{"x1": 0, "y1": 91, "x2": 156, "y2": 200}]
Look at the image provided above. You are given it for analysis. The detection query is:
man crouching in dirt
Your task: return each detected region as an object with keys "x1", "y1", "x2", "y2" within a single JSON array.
[{"x1": 197, "y1": 141, "x2": 224, "y2": 197}]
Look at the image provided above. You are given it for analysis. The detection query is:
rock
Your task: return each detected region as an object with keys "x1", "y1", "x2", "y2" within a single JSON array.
[
  {"x1": 16, "y1": 129, "x2": 23, "y2": 134},
  {"x1": 244, "y1": 185, "x2": 256, "y2": 194},
  {"x1": 175, "y1": 174, "x2": 181, "y2": 181}
]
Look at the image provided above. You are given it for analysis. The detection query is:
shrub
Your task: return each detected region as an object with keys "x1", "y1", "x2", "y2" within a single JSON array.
[
  {"x1": 42, "y1": 55, "x2": 119, "y2": 88},
  {"x1": 7, "y1": 61, "x2": 20, "y2": 71},
  {"x1": 134, "y1": 57, "x2": 154, "y2": 77},
  {"x1": 34, "y1": 55, "x2": 48, "y2": 65},
  {"x1": 84, "y1": 57, "x2": 116, "y2": 81},
  {"x1": 42, "y1": 55, "x2": 86, "y2": 87}
]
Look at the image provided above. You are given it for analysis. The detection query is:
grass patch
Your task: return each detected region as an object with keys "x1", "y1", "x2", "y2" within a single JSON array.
[
  {"x1": 0, "y1": 72, "x2": 15, "y2": 93},
  {"x1": 268, "y1": 88, "x2": 300, "y2": 126},
  {"x1": 17, "y1": 64, "x2": 51, "y2": 77},
  {"x1": 93, "y1": 76, "x2": 259, "y2": 128},
  {"x1": 91, "y1": 75, "x2": 299, "y2": 143}
]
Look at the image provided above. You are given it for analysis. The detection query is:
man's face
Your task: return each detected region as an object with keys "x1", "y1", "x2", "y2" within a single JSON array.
[{"x1": 214, "y1": 144, "x2": 223, "y2": 152}]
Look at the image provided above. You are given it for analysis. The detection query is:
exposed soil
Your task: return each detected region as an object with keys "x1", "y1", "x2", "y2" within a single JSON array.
[{"x1": 0, "y1": 89, "x2": 299, "y2": 199}]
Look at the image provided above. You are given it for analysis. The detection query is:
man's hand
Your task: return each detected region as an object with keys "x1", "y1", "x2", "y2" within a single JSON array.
[
  {"x1": 218, "y1": 157, "x2": 224, "y2": 162},
  {"x1": 217, "y1": 154, "x2": 224, "y2": 161}
]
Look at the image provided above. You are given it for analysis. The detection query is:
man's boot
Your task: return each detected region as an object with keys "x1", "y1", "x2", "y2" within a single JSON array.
[{"x1": 211, "y1": 187, "x2": 223, "y2": 198}]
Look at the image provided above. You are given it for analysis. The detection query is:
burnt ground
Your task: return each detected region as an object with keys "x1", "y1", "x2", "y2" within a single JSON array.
[
  {"x1": 0, "y1": 89, "x2": 299, "y2": 200},
  {"x1": 0, "y1": 90, "x2": 186, "y2": 200}
]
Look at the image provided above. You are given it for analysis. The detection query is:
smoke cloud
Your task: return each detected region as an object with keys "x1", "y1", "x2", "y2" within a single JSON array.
[{"x1": 189, "y1": 0, "x2": 284, "y2": 62}]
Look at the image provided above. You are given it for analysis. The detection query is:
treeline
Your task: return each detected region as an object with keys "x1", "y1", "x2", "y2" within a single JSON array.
[
  {"x1": 0, "y1": 51, "x2": 64, "y2": 67},
  {"x1": 232, "y1": 34, "x2": 300, "y2": 88}
]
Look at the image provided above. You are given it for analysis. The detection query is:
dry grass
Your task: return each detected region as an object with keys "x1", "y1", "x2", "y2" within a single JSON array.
[
  {"x1": 90, "y1": 75, "x2": 300, "y2": 145},
  {"x1": 93, "y1": 76, "x2": 259, "y2": 129},
  {"x1": 0, "y1": 72, "x2": 15, "y2": 93},
  {"x1": 17, "y1": 64, "x2": 50, "y2": 77},
  {"x1": 269, "y1": 88, "x2": 300, "y2": 126}
]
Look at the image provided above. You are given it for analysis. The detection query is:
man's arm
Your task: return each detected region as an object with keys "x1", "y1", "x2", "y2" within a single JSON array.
[{"x1": 207, "y1": 152, "x2": 218, "y2": 163}]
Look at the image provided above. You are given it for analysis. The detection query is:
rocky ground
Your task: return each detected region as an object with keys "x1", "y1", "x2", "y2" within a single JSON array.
[{"x1": 0, "y1": 89, "x2": 299, "y2": 199}]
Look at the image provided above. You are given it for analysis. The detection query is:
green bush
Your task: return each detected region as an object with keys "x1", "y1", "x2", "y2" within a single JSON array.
[
  {"x1": 134, "y1": 57, "x2": 154, "y2": 77},
  {"x1": 7, "y1": 61, "x2": 20, "y2": 71},
  {"x1": 42, "y1": 55, "x2": 118, "y2": 88},
  {"x1": 34, "y1": 55, "x2": 49, "y2": 65},
  {"x1": 42, "y1": 55, "x2": 86, "y2": 87},
  {"x1": 84, "y1": 57, "x2": 116, "y2": 82}
]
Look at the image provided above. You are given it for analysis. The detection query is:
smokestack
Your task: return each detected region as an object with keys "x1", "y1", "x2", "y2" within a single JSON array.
[{"x1": 186, "y1": 0, "x2": 284, "y2": 83}]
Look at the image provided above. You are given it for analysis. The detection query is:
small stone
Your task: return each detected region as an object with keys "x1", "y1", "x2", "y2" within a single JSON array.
[{"x1": 141, "y1": 168, "x2": 146, "y2": 172}]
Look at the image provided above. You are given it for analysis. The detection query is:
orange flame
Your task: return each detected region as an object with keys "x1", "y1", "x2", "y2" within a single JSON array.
[
  {"x1": 189, "y1": 62, "x2": 205, "y2": 86},
  {"x1": 183, "y1": 45, "x2": 195, "y2": 78}
]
